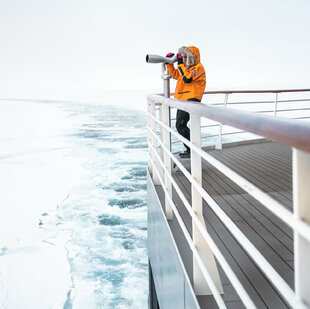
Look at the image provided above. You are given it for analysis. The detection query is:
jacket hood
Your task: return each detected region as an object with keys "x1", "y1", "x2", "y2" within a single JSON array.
[{"x1": 178, "y1": 46, "x2": 200, "y2": 69}]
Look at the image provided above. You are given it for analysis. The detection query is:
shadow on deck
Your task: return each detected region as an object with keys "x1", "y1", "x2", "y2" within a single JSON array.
[{"x1": 156, "y1": 141, "x2": 293, "y2": 308}]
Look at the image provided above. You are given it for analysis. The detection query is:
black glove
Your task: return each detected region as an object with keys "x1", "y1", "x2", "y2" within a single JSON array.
[{"x1": 177, "y1": 53, "x2": 184, "y2": 65}]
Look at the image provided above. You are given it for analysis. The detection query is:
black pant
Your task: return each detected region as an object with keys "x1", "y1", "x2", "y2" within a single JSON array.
[{"x1": 176, "y1": 98, "x2": 200, "y2": 152}]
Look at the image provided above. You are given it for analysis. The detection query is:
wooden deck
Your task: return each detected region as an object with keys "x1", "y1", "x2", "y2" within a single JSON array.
[{"x1": 165, "y1": 141, "x2": 294, "y2": 308}]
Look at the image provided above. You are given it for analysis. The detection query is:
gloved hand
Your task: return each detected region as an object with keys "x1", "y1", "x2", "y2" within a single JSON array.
[
  {"x1": 177, "y1": 53, "x2": 184, "y2": 65},
  {"x1": 166, "y1": 53, "x2": 174, "y2": 58}
]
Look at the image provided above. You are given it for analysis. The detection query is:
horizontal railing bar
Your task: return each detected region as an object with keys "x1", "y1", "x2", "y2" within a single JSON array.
[
  {"x1": 204, "y1": 103, "x2": 225, "y2": 106},
  {"x1": 147, "y1": 121, "x2": 307, "y2": 309},
  {"x1": 254, "y1": 110, "x2": 281, "y2": 114},
  {"x1": 293, "y1": 117, "x2": 310, "y2": 120},
  {"x1": 175, "y1": 135, "x2": 243, "y2": 142},
  {"x1": 148, "y1": 135, "x2": 257, "y2": 309},
  {"x1": 250, "y1": 114, "x2": 309, "y2": 119},
  {"x1": 202, "y1": 89, "x2": 310, "y2": 95},
  {"x1": 163, "y1": 113, "x2": 310, "y2": 121},
  {"x1": 213, "y1": 99, "x2": 310, "y2": 106},
  {"x1": 201, "y1": 99, "x2": 310, "y2": 108},
  {"x1": 221, "y1": 131, "x2": 245, "y2": 135},
  {"x1": 223, "y1": 100, "x2": 274, "y2": 105},
  {"x1": 276, "y1": 99, "x2": 310, "y2": 103},
  {"x1": 173, "y1": 137, "x2": 233, "y2": 144},
  {"x1": 286, "y1": 108, "x2": 310, "y2": 112},
  {"x1": 172, "y1": 137, "x2": 232, "y2": 144},
  {"x1": 230, "y1": 101, "x2": 276, "y2": 105},
  {"x1": 201, "y1": 131, "x2": 252, "y2": 140},
  {"x1": 277, "y1": 117, "x2": 310, "y2": 120},
  {"x1": 201, "y1": 124, "x2": 221, "y2": 128},
  {"x1": 148, "y1": 94, "x2": 310, "y2": 153},
  {"x1": 259, "y1": 108, "x2": 310, "y2": 113},
  {"x1": 169, "y1": 90, "x2": 310, "y2": 97}
]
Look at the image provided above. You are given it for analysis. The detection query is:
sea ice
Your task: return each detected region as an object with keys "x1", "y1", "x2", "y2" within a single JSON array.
[{"x1": 0, "y1": 100, "x2": 86, "y2": 308}]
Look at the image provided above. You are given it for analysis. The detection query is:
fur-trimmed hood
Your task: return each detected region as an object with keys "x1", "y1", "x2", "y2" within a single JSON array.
[{"x1": 178, "y1": 46, "x2": 200, "y2": 69}]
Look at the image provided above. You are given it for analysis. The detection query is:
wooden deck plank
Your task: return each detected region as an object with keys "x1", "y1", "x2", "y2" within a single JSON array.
[
  {"x1": 235, "y1": 194, "x2": 294, "y2": 248},
  {"x1": 226, "y1": 142, "x2": 292, "y2": 177},
  {"x1": 217, "y1": 146, "x2": 292, "y2": 188},
  {"x1": 201, "y1": 161, "x2": 294, "y2": 255},
  {"x1": 205, "y1": 150, "x2": 291, "y2": 197},
  {"x1": 234, "y1": 147, "x2": 292, "y2": 176},
  {"x1": 200, "y1": 158, "x2": 293, "y2": 240},
  {"x1": 203, "y1": 199, "x2": 288, "y2": 308},
  {"x1": 201, "y1": 177, "x2": 294, "y2": 263},
  {"x1": 207, "y1": 148, "x2": 292, "y2": 199},
  {"x1": 170, "y1": 141, "x2": 293, "y2": 308},
  {"x1": 206, "y1": 149, "x2": 292, "y2": 208},
  {"x1": 201, "y1": 165, "x2": 294, "y2": 249},
  {"x1": 258, "y1": 142, "x2": 292, "y2": 163},
  {"x1": 208, "y1": 142, "x2": 292, "y2": 185}
]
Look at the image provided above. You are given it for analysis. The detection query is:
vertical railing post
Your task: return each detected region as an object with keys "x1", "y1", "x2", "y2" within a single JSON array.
[
  {"x1": 293, "y1": 148, "x2": 310, "y2": 306},
  {"x1": 190, "y1": 113, "x2": 223, "y2": 295},
  {"x1": 159, "y1": 104, "x2": 164, "y2": 162},
  {"x1": 147, "y1": 99, "x2": 153, "y2": 176},
  {"x1": 274, "y1": 93, "x2": 279, "y2": 116},
  {"x1": 161, "y1": 63, "x2": 173, "y2": 220},
  {"x1": 149, "y1": 99, "x2": 161, "y2": 185},
  {"x1": 215, "y1": 93, "x2": 229, "y2": 150}
]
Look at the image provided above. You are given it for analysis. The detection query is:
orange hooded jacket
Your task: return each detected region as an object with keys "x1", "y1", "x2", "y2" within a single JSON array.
[{"x1": 166, "y1": 46, "x2": 206, "y2": 101}]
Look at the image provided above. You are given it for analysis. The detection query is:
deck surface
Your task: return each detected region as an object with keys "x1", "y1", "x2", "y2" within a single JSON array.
[{"x1": 168, "y1": 141, "x2": 293, "y2": 308}]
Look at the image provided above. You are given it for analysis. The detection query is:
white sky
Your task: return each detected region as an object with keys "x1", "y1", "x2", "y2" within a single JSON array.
[{"x1": 0, "y1": 0, "x2": 310, "y2": 100}]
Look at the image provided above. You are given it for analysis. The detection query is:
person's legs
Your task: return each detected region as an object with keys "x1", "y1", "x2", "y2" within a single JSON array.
[
  {"x1": 175, "y1": 99, "x2": 201, "y2": 157},
  {"x1": 176, "y1": 109, "x2": 190, "y2": 153}
]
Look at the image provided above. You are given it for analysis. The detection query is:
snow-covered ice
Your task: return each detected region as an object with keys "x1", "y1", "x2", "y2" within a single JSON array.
[{"x1": 0, "y1": 100, "x2": 87, "y2": 308}]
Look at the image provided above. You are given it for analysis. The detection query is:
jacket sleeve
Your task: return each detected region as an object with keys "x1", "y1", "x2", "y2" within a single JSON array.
[
  {"x1": 177, "y1": 63, "x2": 204, "y2": 83},
  {"x1": 166, "y1": 63, "x2": 179, "y2": 80}
]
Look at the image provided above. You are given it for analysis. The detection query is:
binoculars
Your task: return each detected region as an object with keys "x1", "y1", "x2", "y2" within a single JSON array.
[{"x1": 146, "y1": 54, "x2": 177, "y2": 64}]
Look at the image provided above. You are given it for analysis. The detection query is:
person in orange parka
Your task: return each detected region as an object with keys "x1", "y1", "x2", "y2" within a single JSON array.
[{"x1": 166, "y1": 46, "x2": 206, "y2": 158}]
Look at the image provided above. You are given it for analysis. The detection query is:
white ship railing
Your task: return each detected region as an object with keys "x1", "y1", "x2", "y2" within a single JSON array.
[
  {"x1": 164, "y1": 89, "x2": 310, "y2": 151},
  {"x1": 147, "y1": 89, "x2": 310, "y2": 309}
]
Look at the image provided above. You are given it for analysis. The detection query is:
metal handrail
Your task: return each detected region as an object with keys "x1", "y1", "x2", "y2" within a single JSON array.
[
  {"x1": 148, "y1": 94, "x2": 310, "y2": 153},
  {"x1": 212, "y1": 99, "x2": 310, "y2": 105},
  {"x1": 167, "y1": 89, "x2": 310, "y2": 97},
  {"x1": 202, "y1": 89, "x2": 310, "y2": 95}
]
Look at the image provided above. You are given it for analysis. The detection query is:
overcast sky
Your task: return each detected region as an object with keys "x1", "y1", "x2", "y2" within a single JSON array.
[{"x1": 0, "y1": 0, "x2": 309, "y2": 100}]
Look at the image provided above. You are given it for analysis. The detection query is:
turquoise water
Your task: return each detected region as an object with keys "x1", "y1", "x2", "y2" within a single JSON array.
[{"x1": 42, "y1": 103, "x2": 148, "y2": 308}]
